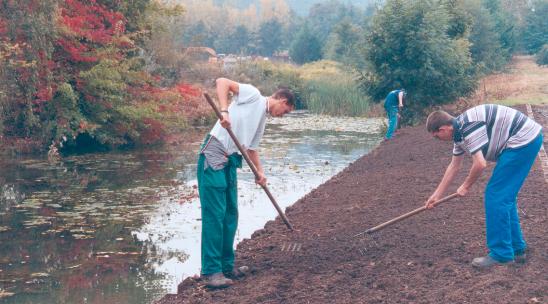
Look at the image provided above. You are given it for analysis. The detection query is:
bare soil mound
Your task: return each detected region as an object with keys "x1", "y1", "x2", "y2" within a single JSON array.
[{"x1": 158, "y1": 105, "x2": 547, "y2": 304}]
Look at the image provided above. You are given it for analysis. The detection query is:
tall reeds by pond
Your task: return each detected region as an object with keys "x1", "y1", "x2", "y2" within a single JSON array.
[
  {"x1": 305, "y1": 77, "x2": 371, "y2": 117},
  {"x1": 300, "y1": 61, "x2": 371, "y2": 117},
  {"x1": 226, "y1": 60, "x2": 372, "y2": 117}
]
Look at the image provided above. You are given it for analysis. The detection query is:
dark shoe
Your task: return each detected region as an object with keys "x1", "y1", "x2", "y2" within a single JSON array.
[
  {"x1": 203, "y1": 272, "x2": 233, "y2": 288},
  {"x1": 471, "y1": 255, "x2": 511, "y2": 268},
  {"x1": 223, "y1": 265, "x2": 249, "y2": 280},
  {"x1": 514, "y1": 250, "x2": 527, "y2": 264}
]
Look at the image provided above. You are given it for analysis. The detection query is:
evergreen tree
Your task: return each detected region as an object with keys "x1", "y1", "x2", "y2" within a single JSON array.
[
  {"x1": 535, "y1": 44, "x2": 548, "y2": 65},
  {"x1": 521, "y1": 0, "x2": 548, "y2": 54},
  {"x1": 307, "y1": 0, "x2": 365, "y2": 45},
  {"x1": 215, "y1": 25, "x2": 251, "y2": 54},
  {"x1": 467, "y1": 1, "x2": 507, "y2": 73},
  {"x1": 359, "y1": 0, "x2": 476, "y2": 115},
  {"x1": 482, "y1": 0, "x2": 517, "y2": 61},
  {"x1": 324, "y1": 19, "x2": 364, "y2": 67},
  {"x1": 183, "y1": 21, "x2": 215, "y2": 47},
  {"x1": 231, "y1": 25, "x2": 251, "y2": 54},
  {"x1": 289, "y1": 24, "x2": 322, "y2": 64},
  {"x1": 442, "y1": 0, "x2": 471, "y2": 39},
  {"x1": 256, "y1": 18, "x2": 283, "y2": 57}
]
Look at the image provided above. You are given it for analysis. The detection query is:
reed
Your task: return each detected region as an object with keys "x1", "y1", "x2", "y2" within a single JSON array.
[{"x1": 304, "y1": 78, "x2": 371, "y2": 117}]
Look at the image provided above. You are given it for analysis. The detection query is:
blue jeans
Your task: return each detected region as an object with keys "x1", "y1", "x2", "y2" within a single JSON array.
[
  {"x1": 385, "y1": 106, "x2": 398, "y2": 139},
  {"x1": 484, "y1": 133, "x2": 543, "y2": 262}
]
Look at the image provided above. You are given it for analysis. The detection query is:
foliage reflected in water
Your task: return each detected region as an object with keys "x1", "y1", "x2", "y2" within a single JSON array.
[{"x1": 0, "y1": 113, "x2": 383, "y2": 303}]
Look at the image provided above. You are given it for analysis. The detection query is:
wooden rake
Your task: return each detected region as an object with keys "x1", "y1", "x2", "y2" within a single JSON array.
[
  {"x1": 353, "y1": 193, "x2": 459, "y2": 238},
  {"x1": 203, "y1": 92, "x2": 294, "y2": 231}
]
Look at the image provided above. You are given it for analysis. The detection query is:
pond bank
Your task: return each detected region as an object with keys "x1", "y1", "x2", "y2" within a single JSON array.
[
  {"x1": 157, "y1": 104, "x2": 547, "y2": 304},
  {"x1": 0, "y1": 112, "x2": 383, "y2": 304}
]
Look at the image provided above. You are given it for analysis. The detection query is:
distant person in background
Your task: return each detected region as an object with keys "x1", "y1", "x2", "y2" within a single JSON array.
[
  {"x1": 425, "y1": 104, "x2": 543, "y2": 268},
  {"x1": 197, "y1": 78, "x2": 295, "y2": 288},
  {"x1": 384, "y1": 89, "x2": 406, "y2": 139}
]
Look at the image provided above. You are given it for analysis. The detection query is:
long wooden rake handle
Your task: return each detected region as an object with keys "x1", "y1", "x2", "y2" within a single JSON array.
[
  {"x1": 203, "y1": 93, "x2": 294, "y2": 231},
  {"x1": 353, "y1": 193, "x2": 459, "y2": 237}
]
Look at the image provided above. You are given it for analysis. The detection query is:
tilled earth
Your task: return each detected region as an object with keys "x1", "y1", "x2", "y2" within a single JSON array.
[{"x1": 157, "y1": 105, "x2": 547, "y2": 304}]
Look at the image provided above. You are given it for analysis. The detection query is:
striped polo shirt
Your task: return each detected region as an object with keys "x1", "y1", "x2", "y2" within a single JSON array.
[{"x1": 452, "y1": 104, "x2": 542, "y2": 161}]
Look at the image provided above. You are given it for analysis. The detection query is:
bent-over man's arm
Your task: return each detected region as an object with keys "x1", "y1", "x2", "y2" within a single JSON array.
[
  {"x1": 216, "y1": 78, "x2": 240, "y2": 129},
  {"x1": 247, "y1": 149, "x2": 266, "y2": 186},
  {"x1": 426, "y1": 154, "x2": 463, "y2": 208},
  {"x1": 457, "y1": 150, "x2": 487, "y2": 196}
]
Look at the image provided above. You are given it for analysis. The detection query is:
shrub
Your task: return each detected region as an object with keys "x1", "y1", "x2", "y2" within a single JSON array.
[{"x1": 535, "y1": 44, "x2": 548, "y2": 66}]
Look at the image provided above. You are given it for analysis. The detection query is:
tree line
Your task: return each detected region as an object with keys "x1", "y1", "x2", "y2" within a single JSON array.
[
  {"x1": 180, "y1": 0, "x2": 546, "y2": 121},
  {"x1": 0, "y1": 0, "x2": 211, "y2": 153},
  {"x1": 0, "y1": 0, "x2": 546, "y2": 152}
]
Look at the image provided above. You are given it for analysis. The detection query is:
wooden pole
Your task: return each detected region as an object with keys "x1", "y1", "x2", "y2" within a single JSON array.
[{"x1": 353, "y1": 193, "x2": 459, "y2": 237}]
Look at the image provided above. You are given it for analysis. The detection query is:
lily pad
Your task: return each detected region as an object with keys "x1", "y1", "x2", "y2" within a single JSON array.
[
  {"x1": 72, "y1": 234, "x2": 94, "y2": 240},
  {"x1": 0, "y1": 291, "x2": 15, "y2": 299}
]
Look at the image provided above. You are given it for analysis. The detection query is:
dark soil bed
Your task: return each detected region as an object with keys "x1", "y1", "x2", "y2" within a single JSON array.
[{"x1": 157, "y1": 105, "x2": 547, "y2": 304}]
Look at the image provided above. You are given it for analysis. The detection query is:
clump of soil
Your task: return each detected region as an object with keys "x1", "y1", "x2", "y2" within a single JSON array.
[{"x1": 157, "y1": 105, "x2": 547, "y2": 304}]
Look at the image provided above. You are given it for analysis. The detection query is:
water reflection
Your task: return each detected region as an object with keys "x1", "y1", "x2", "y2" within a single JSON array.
[
  {"x1": 133, "y1": 112, "x2": 384, "y2": 295},
  {"x1": 0, "y1": 112, "x2": 383, "y2": 303}
]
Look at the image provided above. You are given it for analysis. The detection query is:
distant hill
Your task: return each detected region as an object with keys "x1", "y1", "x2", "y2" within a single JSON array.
[{"x1": 212, "y1": 0, "x2": 374, "y2": 16}]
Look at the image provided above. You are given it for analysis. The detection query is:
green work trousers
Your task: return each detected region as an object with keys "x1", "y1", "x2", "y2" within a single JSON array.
[{"x1": 197, "y1": 139, "x2": 242, "y2": 275}]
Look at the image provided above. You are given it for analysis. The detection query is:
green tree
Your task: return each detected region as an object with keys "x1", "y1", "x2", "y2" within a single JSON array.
[
  {"x1": 442, "y1": 0, "x2": 517, "y2": 73},
  {"x1": 256, "y1": 18, "x2": 283, "y2": 57},
  {"x1": 307, "y1": 0, "x2": 366, "y2": 45},
  {"x1": 183, "y1": 21, "x2": 215, "y2": 47},
  {"x1": 536, "y1": 44, "x2": 548, "y2": 65},
  {"x1": 359, "y1": 0, "x2": 476, "y2": 116},
  {"x1": 281, "y1": 13, "x2": 303, "y2": 49},
  {"x1": 466, "y1": 1, "x2": 507, "y2": 73},
  {"x1": 521, "y1": 0, "x2": 548, "y2": 54},
  {"x1": 1, "y1": 0, "x2": 195, "y2": 151},
  {"x1": 216, "y1": 25, "x2": 251, "y2": 54},
  {"x1": 41, "y1": 83, "x2": 86, "y2": 144},
  {"x1": 482, "y1": 0, "x2": 517, "y2": 60},
  {"x1": 442, "y1": 0, "x2": 471, "y2": 39},
  {"x1": 0, "y1": 0, "x2": 57, "y2": 139},
  {"x1": 324, "y1": 19, "x2": 364, "y2": 66},
  {"x1": 289, "y1": 24, "x2": 322, "y2": 64}
]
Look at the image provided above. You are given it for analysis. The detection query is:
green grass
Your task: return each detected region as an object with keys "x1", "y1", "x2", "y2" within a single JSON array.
[
  {"x1": 305, "y1": 78, "x2": 371, "y2": 117},
  {"x1": 493, "y1": 96, "x2": 548, "y2": 106}
]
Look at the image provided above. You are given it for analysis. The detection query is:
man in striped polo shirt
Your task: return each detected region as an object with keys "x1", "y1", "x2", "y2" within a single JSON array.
[{"x1": 425, "y1": 104, "x2": 543, "y2": 268}]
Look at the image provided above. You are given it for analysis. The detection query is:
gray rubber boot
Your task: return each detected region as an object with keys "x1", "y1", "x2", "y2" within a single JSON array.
[
  {"x1": 224, "y1": 265, "x2": 250, "y2": 280},
  {"x1": 203, "y1": 272, "x2": 233, "y2": 288},
  {"x1": 471, "y1": 256, "x2": 511, "y2": 268}
]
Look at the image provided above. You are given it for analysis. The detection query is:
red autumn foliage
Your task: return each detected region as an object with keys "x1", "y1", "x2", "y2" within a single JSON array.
[
  {"x1": 139, "y1": 118, "x2": 166, "y2": 145},
  {"x1": 176, "y1": 83, "x2": 201, "y2": 97},
  {"x1": 36, "y1": 86, "x2": 53, "y2": 103},
  {"x1": 55, "y1": 0, "x2": 131, "y2": 66},
  {"x1": 56, "y1": 38, "x2": 98, "y2": 63},
  {"x1": 60, "y1": 0, "x2": 125, "y2": 44},
  {"x1": 2, "y1": 0, "x2": 210, "y2": 150},
  {"x1": 0, "y1": 18, "x2": 7, "y2": 35}
]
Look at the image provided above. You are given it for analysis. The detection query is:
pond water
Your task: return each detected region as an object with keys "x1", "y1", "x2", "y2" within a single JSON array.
[{"x1": 0, "y1": 111, "x2": 383, "y2": 303}]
